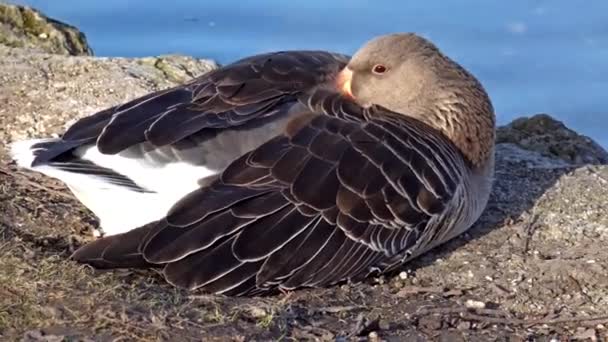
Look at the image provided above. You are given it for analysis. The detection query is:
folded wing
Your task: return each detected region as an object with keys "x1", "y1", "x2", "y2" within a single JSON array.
[{"x1": 73, "y1": 91, "x2": 468, "y2": 295}]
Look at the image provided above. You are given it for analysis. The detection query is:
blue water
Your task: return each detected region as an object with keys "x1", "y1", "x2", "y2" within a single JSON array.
[{"x1": 10, "y1": 0, "x2": 608, "y2": 147}]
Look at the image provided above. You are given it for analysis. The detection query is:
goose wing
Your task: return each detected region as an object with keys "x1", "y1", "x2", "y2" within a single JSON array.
[
  {"x1": 32, "y1": 50, "x2": 349, "y2": 166},
  {"x1": 73, "y1": 90, "x2": 469, "y2": 295}
]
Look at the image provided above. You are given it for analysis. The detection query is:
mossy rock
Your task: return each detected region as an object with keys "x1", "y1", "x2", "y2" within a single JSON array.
[
  {"x1": 497, "y1": 113, "x2": 608, "y2": 165},
  {"x1": 0, "y1": 3, "x2": 92, "y2": 56},
  {"x1": 136, "y1": 54, "x2": 218, "y2": 84}
]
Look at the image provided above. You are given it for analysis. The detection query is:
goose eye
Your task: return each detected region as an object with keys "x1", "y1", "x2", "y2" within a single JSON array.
[{"x1": 372, "y1": 64, "x2": 388, "y2": 75}]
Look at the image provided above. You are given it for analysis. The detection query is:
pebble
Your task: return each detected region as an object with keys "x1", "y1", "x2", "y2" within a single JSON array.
[
  {"x1": 464, "y1": 299, "x2": 486, "y2": 309},
  {"x1": 418, "y1": 315, "x2": 442, "y2": 330},
  {"x1": 247, "y1": 306, "x2": 267, "y2": 318},
  {"x1": 456, "y1": 321, "x2": 471, "y2": 330}
]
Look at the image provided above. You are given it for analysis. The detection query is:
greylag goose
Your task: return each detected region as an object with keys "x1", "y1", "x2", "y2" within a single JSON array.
[{"x1": 10, "y1": 33, "x2": 495, "y2": 295}]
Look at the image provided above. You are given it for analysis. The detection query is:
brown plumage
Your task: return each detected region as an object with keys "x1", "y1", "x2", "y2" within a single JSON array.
[{"x1": 30, "y1": 33, "x2": 495, "y2": 295}]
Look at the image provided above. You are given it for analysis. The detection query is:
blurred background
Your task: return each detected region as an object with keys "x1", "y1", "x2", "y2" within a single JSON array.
[{"x1": 8, "y1": 0, "x2": 608, "y2": 147}]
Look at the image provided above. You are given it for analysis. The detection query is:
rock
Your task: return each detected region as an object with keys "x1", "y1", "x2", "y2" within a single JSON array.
[
  {"x1": 127, "y1": 53, "x2": 221, "y2": 85},
  {"x1": 137, "y1": 54, "x2": 216, "y2": 84},
  {"x1": 534, "y1": 165, "x2": 608, "y2": 241},
  {"x1": 495, "y1": 143, "x2": 570, "y2": 169},
  {"x1": 418, "y1": 315, "x2": 443, "y2": 330},
  {"x1": 0, "y1": 45, "x2": 217, "y2": 146},
  {"x1": 0, "y1": 3, "x2": 92, "y2": 56},
  {"x1": 464, "y1": 299, "x2": 486, "y2": 309},
  {"x1": 496, "y1": 113, "x2": 608, "y2": 165},
  {"x1": 456, "y1": 321, "x2": 471, "y2": 331}
]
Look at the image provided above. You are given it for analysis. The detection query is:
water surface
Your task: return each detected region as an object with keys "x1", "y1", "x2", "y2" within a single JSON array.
[{"x1": 11, "y1": 0, "x2": 608, "y2": 146}]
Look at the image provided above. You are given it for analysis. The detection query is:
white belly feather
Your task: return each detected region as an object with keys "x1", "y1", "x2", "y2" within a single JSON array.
[{"x1": 10, "y1": 139, "x2": 217, "y2": 236}]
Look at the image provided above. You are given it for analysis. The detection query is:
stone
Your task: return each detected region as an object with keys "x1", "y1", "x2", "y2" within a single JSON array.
[
  {"x1": 496, "y1": 113, "x2": 608, "y2": 165},
  {"x1": 0, "y1": 3, "x2": 92, "y2": 56}
]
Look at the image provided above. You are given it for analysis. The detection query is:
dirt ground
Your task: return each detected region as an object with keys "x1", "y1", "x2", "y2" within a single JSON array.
[{"x1": 1, "y1": 46, "x2": 608, "y2": 341}]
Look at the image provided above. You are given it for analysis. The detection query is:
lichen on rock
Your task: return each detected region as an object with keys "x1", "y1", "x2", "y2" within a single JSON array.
[
  {"x1": 0, "y1": 3, "x2": 92, "y2": 56},
  {"x1": 135, "y1": 54, "x2": 219, "y2": 84},
  {"x1": 496, "y1": 113, "x2": 608, "y2": 165}
]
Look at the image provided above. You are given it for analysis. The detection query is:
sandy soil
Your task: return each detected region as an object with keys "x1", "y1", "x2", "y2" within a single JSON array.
[{"x1": 1, "y1": 45, "x2": 608, "y2": 341}]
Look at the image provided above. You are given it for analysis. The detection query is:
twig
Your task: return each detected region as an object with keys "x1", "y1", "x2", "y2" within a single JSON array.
[
  {"x1": 396, "y1": 286, "x2": 467, "y2": 297},
  {"x1": 523, "y1": 212, "x2": 540, "y2": 257},
  {"x1": 314, "y1": 305, "x2": 366, "y2": 314},
  {"x1": 396, "y1": 286, "x2": 444, "y2": 296}
]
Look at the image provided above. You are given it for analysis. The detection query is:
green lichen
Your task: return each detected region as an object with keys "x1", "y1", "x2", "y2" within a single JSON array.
[
  {"x1": 19, "y1": 7, "x2": 46, "y2": 36},
  {"x1": 0, "y1": 3, "x2": 92, "y2": 56},
  {"x1": 0, "y1": 5, "x2": 22, "y2": 28},
  {"x1": 154, "y1": 57, "x2": 188, "y2": 83}
]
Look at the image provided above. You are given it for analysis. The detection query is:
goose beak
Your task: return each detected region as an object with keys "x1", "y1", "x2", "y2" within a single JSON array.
[{"x1": 336, "y1": 67, "x2": 354, "y2": 98}]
